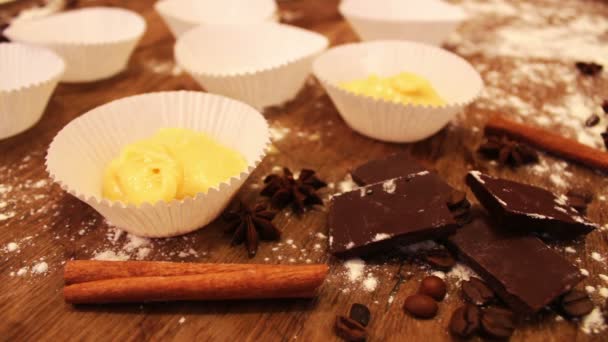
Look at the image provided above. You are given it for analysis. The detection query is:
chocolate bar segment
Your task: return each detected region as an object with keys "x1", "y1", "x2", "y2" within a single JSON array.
[
  {"x1": 466, "y1": 171, "x2": 596, "y2": 237},
  {"x1": 351, "y1": 153, "x2": 428, "y2": 185},
  {"x1": 329, "y1": 172, "x2": 459, "y2": 258},
  {"x1": 447, "y1": 215, "x2": 583, "y2": 314}
]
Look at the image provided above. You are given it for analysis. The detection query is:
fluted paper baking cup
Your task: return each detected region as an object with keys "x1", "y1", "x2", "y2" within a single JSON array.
[
  {"x1": 313, "y1": 40, "x2": 483, "y2": 142},
  {"x1": 0, "y1": 43, "x2": 64, "y2": 139},
  {"x1": 155, "y1": 0, "x2": 277, "y2": 38},
  {"x1": 339, "y1": 0, "x2": 466, "y2": 45},
  {"x1": 46, "y1": 91, "x2": 270, "y2": 237},
  {"x1": 5, "y1": 7, "x2": 146, "y2": 83},
  {"x1": 175, "y1": 22, "x2": 329, "y2": 110}
]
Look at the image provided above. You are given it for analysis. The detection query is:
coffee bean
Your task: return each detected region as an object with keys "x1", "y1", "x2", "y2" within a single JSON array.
[
  {"x1": 424, "y1": 249, "x2": 456, "y2": 271},
  {"x1": 480, "y1": 307, "x2": 515, "y2": 339},
  {"x1": 449, "y1": 304, "x2": 481, "y2": 338},
  {"x1": 602, "y1": 132, "x2": 608, "y2": 150},
  {"x1": 559, "y1": 289, "x2": 594, "y2": 318},
  {"x1": 462, "y1": 277, "x2": 494, "y2": 306},
  {"x1": 349, "y1": 303, "x2": 371, "y2": 327},
  {"x1": 403, "y1": 294, "x2": 438, "y2": 319},
  {"x1": 585, "y1": 114, "x2": 600, "y2": 127},
  {"x1": 602, "y1": 100, "x2": 608, "y2": 115},
  {"x1": 575, "y1": 61, "x2": 603, "y2": 76},
  {"x1": 419, "y1": 275, "x2": 447, "y2": 301},
  {"x1": 335, "y1": 315, "x2": 367, "y2": 341}
]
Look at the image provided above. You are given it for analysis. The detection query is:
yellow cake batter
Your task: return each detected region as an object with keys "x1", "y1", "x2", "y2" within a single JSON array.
[
  {"x1": 340, "y1": 72, "x2": 445, "y2": 106},
  {"x1": 102, "y1": 128, "x2": 247, "y2": 205}
]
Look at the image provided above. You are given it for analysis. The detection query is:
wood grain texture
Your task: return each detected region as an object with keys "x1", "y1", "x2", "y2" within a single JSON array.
[{"x1": 1, "y1": 0, "x2": 608, "y2": 341}]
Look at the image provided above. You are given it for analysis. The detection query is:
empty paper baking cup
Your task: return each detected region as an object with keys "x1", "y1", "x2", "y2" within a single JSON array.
[
  {"x1": 313, "y1": 40, "x2": 483, "y2": 142},
  {"x1": 5, "y1": 7, "x2": 146, "y2": 83},
  {"x1": 0, "y1": 43, "x2": 64, "y2": 140},
  {"x1": 175, "y1": 22, "x2": 329, "y2": 110},
  {"x1": 46, "y1": 91, "x2": 269, "y2": 237},
  {"x1": 339, "y1": 0, "x2": 466, "y2": 45},
  {"x1": 155, "y1": 0, "x2": 278, "y2": 38}
]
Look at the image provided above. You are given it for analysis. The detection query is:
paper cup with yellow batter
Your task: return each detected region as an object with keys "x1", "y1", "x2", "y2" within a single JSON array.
[
  {"x1": 46, "y1": 91, "x2": 269, "y2": 237},
  {"x1": 313, "y1": 40, "x2": 483, "y2": 143},
  {"x1": 175, "y1": 22, "x2": 329, "y2": 111}
]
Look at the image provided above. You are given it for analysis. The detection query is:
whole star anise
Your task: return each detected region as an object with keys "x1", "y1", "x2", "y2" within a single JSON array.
[
  {"x1": 478, "y1": 135, "x2": 538, "y2": 168},
  {"x1": 261, "y1": 167, "x2": 327, "y2": 213},
  {"x1": 222, "y1": 202, "x2": 280, "y2": 258}
]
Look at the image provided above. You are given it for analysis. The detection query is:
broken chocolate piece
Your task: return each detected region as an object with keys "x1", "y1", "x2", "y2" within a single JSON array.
[
  {"x1": 461, "y1": 277, "x2": 495, "y2": 306},
  {"x1": 351, "y1": 154, "x2": 470, "y2": 225},
  {"x1": 351, "y1": 153, "x2": 427, "y2": 185},
  {"x1": 480, "y1": 307, "x2": 515, "y2": 339},
  {"x1": 328, "y1": 173, "x2": 458, "y2": 257},
  {"x1": 349, "y1": 303, "x2": 371, "y2": 327},
  {"x1": 466, "y1": 171, "x2": 596, "y2": 237},
  {"x1": 450, "y1": 304, "x2": 481, "y2": 338},
  {"x1": 558, "y1": 289, "x2": 594, "y2": 318},
  {"x1": 447, "y1": 215, "x2": 584, "y2": 314},
  {"x1": 335, "y1": 315, "x2": 367, "y2": 341},
  {"x1": 575, "y1": 61, "x2": 603, "y2": 76}
]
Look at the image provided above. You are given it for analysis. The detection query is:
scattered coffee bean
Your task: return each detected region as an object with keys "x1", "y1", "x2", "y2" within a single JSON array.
[
  {"x1": 419, "y1": 275, "x2": 447, "y2": 301},
  {"x1": 335, "y1": 315, "x2": 367, "y2": 341},
  {"x1": 585, "y1": 114, "x2": 600, "y2": 127},
  {"x1": 461, "y1": 277, "x2": 494, "y2": 306},
  {"x1": 480, "y1": 307, "x2": 515, "y2": 339},
  {"x1": 424, "y1": 249, "x2": 456, "y2": 271},
  {"x1": 575, "y1": 61, "x2": 603, "y2": 76},
  {"x1": 449, "y1": 304, "x2": 481, "y2": 338},
  {"x1": 403, "y1": 294, "x2": 438, "y2": 319},
  {"x1": 602, "y1": 100, "x2": 608, "y2": 115},
  {"x1": 349, "y1": 303, "x2": 371, "y2": 327},
  {"x1": 559, "y1": 289, "x2": 594, "y2": 318},
  {"x1": 602, "y1": 132, "x2": 608, "y2": 150}
]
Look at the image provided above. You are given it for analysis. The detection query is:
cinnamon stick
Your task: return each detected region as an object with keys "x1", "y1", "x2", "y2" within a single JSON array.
[
  {"x1": 63, "y1": 261, "x2": 328, "y2": 304},
  {"x1": 486, "y1": 116, "x2": 608, "y2": 172}
]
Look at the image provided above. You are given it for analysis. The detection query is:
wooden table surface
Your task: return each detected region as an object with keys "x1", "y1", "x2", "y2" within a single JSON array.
[{"x1": 1, "y1": 0, "x2": 608, "y2": 340}]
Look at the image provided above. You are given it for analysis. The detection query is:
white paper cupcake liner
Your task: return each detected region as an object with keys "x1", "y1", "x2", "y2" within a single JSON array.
[
  {"x1": 0, "y1": 43, "x2": 64, "y2": 139},
  {"x1": 175, "y1": 22, "x2": 328, "y2": 111},
  {"x1": 5, "y1": 7, "x2": 146, "y2": 83},
  {"x1": 313, "y1": 40, "x2": 483, "y2": 143},
  {"x1": 155, "y1": 0, "x2": 278, "y2": 38},
  {"x1": 46, "y1": 91, "x2": 270, "y2": 237},
  {"x1": 339, "y1": 0, "x2": 466, "y2": 45}
]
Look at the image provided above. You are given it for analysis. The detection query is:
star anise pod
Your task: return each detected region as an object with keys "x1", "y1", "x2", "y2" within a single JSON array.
[
  {"x1": 575, "y1": 61, "x2": 603, "y2": 76},
  {"x1": 261, "y1": 167, "x2": 327, "y2": 213},
  {"x1": 222, "y1": 202, "x2": 280, "y2": 258},
  {"x1": 478, "y1": 135, "x2": 539, "y2": 168}
]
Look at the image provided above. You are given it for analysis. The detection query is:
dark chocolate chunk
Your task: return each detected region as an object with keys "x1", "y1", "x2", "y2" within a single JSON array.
[
  {"x1": 419, "y1": 276, "x2": 447, "y2": 301},
  {"x1": 449, "y1": 304, "x2": 481, "y2": 338},
  {"x1": 335, "y1": 315, "x2": 367, "y2": 341},
  {"x1": 351, "y1": 154, "x2": 470, "y2": 226},
  {"x1": 403, "y1": 294, "x2": 438, "y2": 319},
  {"x1": 575, "y1": 61, "x2": 603, "y2": 76},
  {"x1": 349, "y1": 303, "x2": 371, "y2": 327},
  {"x1": 585, "y1": 114, "x2": 600, "y2": 127},
  {"x1": 351, "y1": 153, "x2": 427, "y2": 186},
  {"x1": 558, "y1": 289, "x2": 594, "y2": 318},
  {"x1": 447, "y1": 215, "x2": 584, "y2": 313},
  {"x1": 328, "y1": 173, "x2": 458, "y2": 257},
  {"x1": 466, "y1": 171, "x2": 596, "y2": 237},
  {"x1": 424, "y1": 248, "x2": 456, "y2": 271},
  {"x1": 461, "y1": 277, "x2": 495, "y2": 306},
  {"x1": 480, "y1": 307, "x2": 515, "y2": 339}
]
